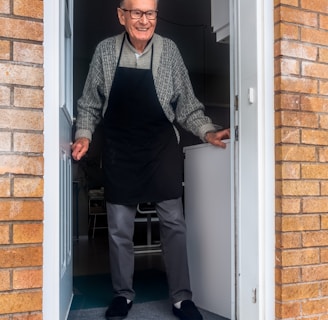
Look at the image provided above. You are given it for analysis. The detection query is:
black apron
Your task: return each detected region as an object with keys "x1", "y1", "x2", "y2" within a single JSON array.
[{"x1": 103, "y1": 36, "x2": 183, "y2": 204}]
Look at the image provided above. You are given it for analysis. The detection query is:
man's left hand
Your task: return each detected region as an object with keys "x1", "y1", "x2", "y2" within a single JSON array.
[{"x1": 205, "y1": 128, "x2": 231, "y2": 148}]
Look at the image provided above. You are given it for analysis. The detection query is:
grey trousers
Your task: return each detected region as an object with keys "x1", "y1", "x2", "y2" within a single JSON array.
[{"x1": 106, "y1": 197, "x2": 192, "y2": 304}]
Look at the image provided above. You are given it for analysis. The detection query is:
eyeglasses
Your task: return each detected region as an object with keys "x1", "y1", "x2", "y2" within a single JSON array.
[{"x1": 121, "y1": 9, "x2": 158, "y2": 20}]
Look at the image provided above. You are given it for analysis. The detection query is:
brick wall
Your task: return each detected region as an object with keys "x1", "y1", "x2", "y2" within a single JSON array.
[
  {"x1": 0, "y1": 0, "x2": 44, "y2": 319},
  {"x1": 275, "y1": 0, "x2": 328, "y2": 319}
]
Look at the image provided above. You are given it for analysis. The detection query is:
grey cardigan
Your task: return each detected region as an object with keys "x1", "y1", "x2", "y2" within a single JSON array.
[{"x1": 75, "y1": 32, "x2": 215, "y2": 142}]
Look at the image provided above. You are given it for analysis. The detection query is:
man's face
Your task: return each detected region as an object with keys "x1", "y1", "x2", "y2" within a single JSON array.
[{"x1": 117, "y1": 0, "x2": 157, "y2": 48}]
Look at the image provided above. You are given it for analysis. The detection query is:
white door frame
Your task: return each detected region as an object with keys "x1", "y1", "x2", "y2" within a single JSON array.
[
  {"x1": 43, "y1": 0, "x2": 275, "y2": 319},
  {"x1": 232, "y1": 0, "x2": 275, "y2": 318},
  {"x1": 43, "y1": 1, "x2": 73, "y2": 319}
]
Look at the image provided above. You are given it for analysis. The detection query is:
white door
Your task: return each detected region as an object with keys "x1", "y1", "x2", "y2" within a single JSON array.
[{"x1": 43, "y1": 1, "x2": 74, "y2": 319}]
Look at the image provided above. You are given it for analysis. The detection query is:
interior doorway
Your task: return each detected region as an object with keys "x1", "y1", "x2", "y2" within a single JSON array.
[{"x1": 70, "y1": 0, "x2": 231, "y2": 318}]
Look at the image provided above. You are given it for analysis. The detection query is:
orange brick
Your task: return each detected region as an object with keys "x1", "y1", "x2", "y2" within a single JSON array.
[
  {"x1": 0, "y1": 40, "x2": 10, "y2": 60},
  {"x1": 281, "y1": 248, "x2": 319, "y2": 266},
  {"x1": 277, "y1": 231, "x2": 302, "y2": 248},
  {"x1": 0, "y1": 178, "x2": 10, "y2": 197},
  {"x1": 302, "y1": 164, "x2": 328, "y2": 179},
  {"x1": 303, "y1": 61, "x2": 328, "y2": 79},
  {"x1": 319, "y1": 48, "x2": 328, "y2": 63},
  {"x1": 0, "y1": 0, "x2": 10, "y2": 14},
  {"x1": 302, "y1": 129, "x2": 328, "y2": 145},
  {"x1": 278, "y1": 57, "x2": 300, "y2": 76},
  {"x1": 0, "y1": 291, "x2": 42, "y2": 314},
  {"x1": 0, "y1": 246, "x2": 42, "y2": 268},
  {"x1": 302, "y1": 297, "x2": 328, "y2": 316},
  {"x1": 0, "y1": 224, "x2": 10, "y2": 244},
  {"x1": 302, "y1": 28, "x2": 328, "y2": 46},
  {"x1": 277, "y1": 40, "x2": 318, "y2": 60},
  {"x1": 281, "y1": 198, "x2": 301, "y2": 214},
  {"x1": 322, "y1": 182, "x2": 328, "y2": 196},
  {"x1": 13, "y1": 313, "x2": 42, "y2": 320},
  {"x1": 301, "y1": 96, "x2": 328, "y2": 113},
  {"x1": 13, "y1": 268, "x2": 42, "y2": 289},
  {"x1": 276, "y1": 145, "x2": 316, "y2": 161},
  {"x1": 278, "y1": 0, "x2": 299, "y2": 6},
  {"x1": 0, "y1": 109, "x2": 43, "y2": 131},
  {"x1": 275, "y1": 22, "x2": 299, "y2": 40},
  {"x1": 0, "y1": 155, "x2": 43, "y2": 175},
  {"x1": 14, "y1": 0, "x2": 43, "y2": 19},
  {"x1": 277, "y1": 163, "x2": 300, "y2": 179},
  {"x1": 321, "y1": 14, "x2": 328, "y2": 30},
  {"x1": 278, "y1": 267, "x2": 301, "y2": 284},
  {"x1": 13, "y1": 177, "x2": 43, "y2": 198},
  {"x1": 14, "y1": 87, "x2": 44, "y2": 109},
  {"x1": 282, "y1": 215, "x2": 320, "y2": 232},
  {"x1": 320, "y1": 115, "x2": 328, "y2": 129},
  {"x1": 275, "y1": 301, "x2": 301, "y2": 318},
  {"x1": 13, "y1": 223, "x2": 43, "y2": 244},
  {"x1": 322, "y1": 215, "x2": 328, "y2": 229},
  {"x1": 303, "y1": 198, "x2": 328, "y2": 214},
  {"x1": 14, "y1": 133, "x2": 43, "y2": 153},
  {"x1": 322, "y1": 281, "x2": 328, "y2": 296},
  {"x1": 318, "y1": 147, "x2": 328, "y2": 162},
  {"x1": 275, "y1": 93, "x2": 301, "y2": 110},
  {"x1": 277, "y1": 76, "x2": 318, "y2": 94},
  {"x1": 0, "y1": 132, "x2": 11, "y2": 152},
  {"x1": 0, "y1": 17, "x2": 43, "y2": 41},
  {"x1": 279, "y1": 110, "x2": 318, "y2": 128},
  {"x1": 0, "y1": 63, "x2": 43, "y2": 87},
  {"x1": 281, "y1": 282, "x2": 319, "y2": 301},
  {"x1": 303, "y1": 231, "x2": 328, "y2": 247},
  {"x1": 0, "y1": 201, "x2": 43, "y2": 221},
  {"x1": 276, "y1": 128, "x2": 301, "y2": 144},
  {"x1": 0, "y1": 86, "x2": 10, "y2": 105},
  {"x1": 320, "y1": 80, "x2": 328, "y2": 95},
  {"x1": 279, "y1": 6, "x2": 318, "y2": 27},
  {"x1": 321, "y1": 248, "x2": 328, "y2": 263},
  {"x1": 0, "y1": 270, "x2": 10, "y2": 291},
  {"x1": 302, "y1": 0, "x2": 328, "y2": 13},
  {"x1": 13, "y1": 42, "x2": 43, "y2": 64}
]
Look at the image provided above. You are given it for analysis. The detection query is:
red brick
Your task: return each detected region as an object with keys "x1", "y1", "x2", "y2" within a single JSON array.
[
  {"x1": 279, "y1": 6, "x2": 318, "y2": 27},
  {"x1": 301, "y1": 96, "x2": 328, "y2": 113},
  {"x1": 303, "y1": 231, "x2": 328, "y2": 247},
  {"x1": 0, "y1": 86, "x2": 10, "y2": 106},
  {"x1": 0, "y1": 178, "x2": 10, "y2": 197},
  {"x1": 302, "y1": 297, "x2": 328, "y2": 316},
  {"x1": 0, "y1": 225, "x2": 10, "y2": 244},
  {"x1": 281, "y1": 283, "x2": 319, "y2": 301},
  {"x1": 301, "y1": 28, "x2": 328, "y2": 46},
  {"x1": 303, "y1": 61, "x2": 328, "y2": 79},
  {"x1": 302, "y1": 129, "x2": 328, "y2": 146},
  {"x1": 277, "y1": 76, "x2": 318, "y2": 94},
  {"x1": 0, "y1": 270, "x2": 10, "y2": 291},
  {"x1": 301, "y1": 0, "x2": 328, "y2": 13},
  {"x1": 281, "y1": 248, "x2": 319, "y2": 266}
]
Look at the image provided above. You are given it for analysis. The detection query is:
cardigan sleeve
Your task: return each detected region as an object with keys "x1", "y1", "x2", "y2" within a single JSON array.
[
  {"x1": 75, "y1": 42, "x2": 107, "y2": 142},
  {"x1": 166, "y1": 40, "x2": 216, "y2": 141}
]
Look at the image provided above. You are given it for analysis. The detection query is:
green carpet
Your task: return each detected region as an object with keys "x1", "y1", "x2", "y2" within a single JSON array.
[{"x1": 71, "y1": 269, "x2": 169, "y2": 310}]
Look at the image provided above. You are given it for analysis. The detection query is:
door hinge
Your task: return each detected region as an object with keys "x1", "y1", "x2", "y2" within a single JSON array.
[
  {"x1": 235, "y1": 125, "x2": 239, "y2": 141},
  {"x1": 234, "y1": 95, "x2": 239, "y2": 111},
  {"x1": 252, "y1": 288, "x2": 257, "y2": 304}
]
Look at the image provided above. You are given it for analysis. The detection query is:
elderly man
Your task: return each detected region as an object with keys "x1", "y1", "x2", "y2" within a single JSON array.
[{"x1": 72, "y1": 0, "x2": 230, "y2": 319}]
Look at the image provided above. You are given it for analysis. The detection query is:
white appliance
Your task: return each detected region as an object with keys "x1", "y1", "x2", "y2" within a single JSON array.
[{"x1": 184, "y1": 141, "x2": 231, "y2": 319}]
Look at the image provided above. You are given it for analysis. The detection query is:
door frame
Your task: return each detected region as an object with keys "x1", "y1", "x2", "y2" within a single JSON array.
[
  {"x1": 43, "y1": 1, "x2": 73, "y2": 319},
  {"x1": 43, "y1": 0, "x2": 275, "y2": 319},
  {"x1": 231, "y1": 0, "x2": 275, "y2": 318}
]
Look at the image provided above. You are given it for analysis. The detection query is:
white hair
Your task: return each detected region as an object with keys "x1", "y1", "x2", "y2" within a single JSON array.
[{"x1": 119, "y1": 0, "x2": 159, "y2": 7}]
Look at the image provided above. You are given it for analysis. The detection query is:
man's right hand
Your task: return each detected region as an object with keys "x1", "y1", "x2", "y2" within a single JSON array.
[{"x1": 71, "y1": 137, "x2": 90, "y2": 161}]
